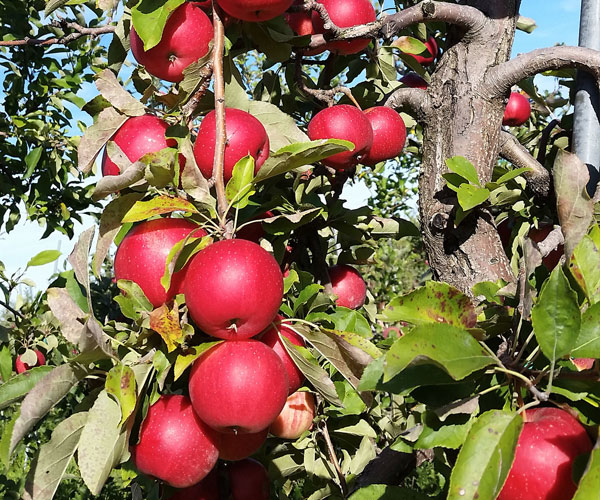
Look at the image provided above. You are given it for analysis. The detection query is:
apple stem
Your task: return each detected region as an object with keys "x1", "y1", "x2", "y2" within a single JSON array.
[{"x1": 210, "y1": 1, "x2": 230, "y2": 234}]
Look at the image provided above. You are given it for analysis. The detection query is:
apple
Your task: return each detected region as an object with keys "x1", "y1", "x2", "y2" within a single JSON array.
[
  {"x1": 114, "y1": 218, "x2": 205, "y2": 308},
  {"x1": 259, "y1": 315, "x2": 305, "y2": 394},
  {"x1": 529, "y1": 225, "x2": 563, "y2": 270},
  {"x1": 311, "y1": 0, "x2": 376, "y2": 55},
  {"x1": 236, "y1": 210, "x2": 274, "y2": 242},
  {"x1": 217, "y1": 427, "x2": 269, "y2": 461},
  {"x1": 132, "y1": 395, "x2": 219, "y2": 488},
  {"x1": 15, "y1": 349, "x2": 46, "y2": 374},
  {"x1": 270, "y1": 391, "x2": 315, "y2": 439},
  {"x1": 184, "y1": 239, "x2": 283, "y2": 339},
  {"x1": 193, "y1": 108, "x2": 270, "y2": 184},
  {"x1": 503, "y1": 92, "x2": 531, "y2": 127},
  {"x1": 572, "y1": 358, "x2": 595, "y2": 371},
  {"x1": 407, "y1": 36, "x2": 438, "y2": 65},
  {"x1": 228, "y1": 459, "x2": 270, "y2": 500},
  {"x1": 101, "y1": 115, "x2": 177, "y2": 177},
  {"x1": 216, "y1": 0, "x2": 293, "y2": 22},
  {"x1": 130, "y1": 2, "x2": 213, "y2": 83},
  {"x1": 168, "y1": 471, "x2": 218, "y2": 500},
  {"x1": 400, "y1": 72, "x2": 428, "y2": 89},
  {"x1": 189, "y1": 340, "x2": 289, "y2": 433},
  {"x1": 307, "y1": 105, "x2": 374, "y2": 170},
  {"x1": 497, "y1": 407, "x2": 592, "y2": 500},
  {"x1": 328, "y1": 264, "x2": 367, "y2": 309},
  {"x1": 361, "y1": 107, "x2": 406, "y2": 165}
]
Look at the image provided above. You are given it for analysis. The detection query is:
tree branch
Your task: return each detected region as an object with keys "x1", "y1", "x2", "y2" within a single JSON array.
[
  {"x1": 498, "y1": 131, "x2": 552, "y2": 198},
  {"x1": 484, "y1": 46, "x2": 600, "y2": 98},
  {"x1": 306, "y1": 1, "x2": 487, "y2": 52},
  {"x1": 183, "y1": 62, "x2": 214, "y2": 126},
  {"x1": 0, "y1": 22, "x2": 114, "y2": 47},
  {"x1": 384, "y1": 87, "x2": 429, "y2": 120},
  {"x1": 0, "y1": 299, "x2": 24, "y2": 320}
]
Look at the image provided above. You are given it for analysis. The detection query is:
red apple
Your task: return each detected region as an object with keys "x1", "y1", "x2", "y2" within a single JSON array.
[
  {"x1": 193, "y1": 108, "x2": 270, "y2": 184},
  {"x1": 114, "y1": 218, "x2": 205, "y2": 308},
  {"x1": 132, "y1": 395, "x2": 219, "y2": 488},
  {"x1": 407, "y1": 36, "x2": 438, "y2": 65},
  {"x1": 189, "y1": 340, "x2": 289, "y2": 433},
  {"x1": 217, "y1": 428, "x2": 269, "y2": 461},
  {"x1": 498, "y1": 407, "x2": 592, "y2": 500},
  {"x1": 228, "y1": 459, "x2": 270, "y2": 500},
  {"x1": 307, "y1": 105, "x2": 373, "y2": 170},
  {"x1": 529, "y1": 225, "x2": 563, "y2": 270},
  {"x1": 130, "y1": 2, "x2": 213, "y2": 83},
  {"x1": 15, "y1": 350, "x2": 46, "y2": 374},
  {"x1": 329, "y1": 264, "x2": 367, "y2": 309},
  {"x1": 216, "y1": 0, "x2": 293, "y2": 22},
  {"x1": 400, "y1": 72, "x2": 428, "y2": 89},
  {"x1": 101, "y1": 115, "x2": 176, "y2": 177},
  {"x1": 168, "y1": 471, "x2": 218, "y2": 500},
  {"x1": 572, "y1": 358, "x2": 595, "y2": 371},
  {"x1": 270, "y1": 391, "x2": 315, "y2": 439},
  {"x1": 236, "y1": 210, "x2": 274, "y2": 242},
  {"x1": 259, "y1": 315, "x2": 305, "y2": 394},
  {"x1": 311, "y1": 0, "x2": 376, "y2": 55},
  {"x1": 184, "y1": 239, "x2": 283, "y2": 339},
  {"x1": 503, "y1": 92, "x2": 531, "y2": 127},
  {"x1": 361, "y1": 107, "x2": 406, "y2": 166}
]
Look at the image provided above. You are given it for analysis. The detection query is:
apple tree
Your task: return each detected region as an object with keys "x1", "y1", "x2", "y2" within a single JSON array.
[{"x1": 2, "y1": 1, "x2": 600, "y2": 499}]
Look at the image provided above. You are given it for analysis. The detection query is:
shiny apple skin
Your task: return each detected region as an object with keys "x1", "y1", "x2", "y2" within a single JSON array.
[
  {"x1": 228, "y1": 459, "x2": 270, "y2": 500},
  {"x1": 132, "y1": 395, "x2": 219, "y2": 488},
  {"x1": 114, "y1": 218, "x2": 204, "y2": 308},
  {"x1": 130, "y1": 2, "x2": 213, "y2": 83},
  {"x1": 400, "y1": 72, "x2": 428, "y2": 90},
  {"x1": 189, "y1": 340, "x2": 289, "y2": 433},
  {"x1": 503, "y1": 92, "x2": 531, "y2": 127},
  {"x1": 101, "y1": 115, "x2": 176, "y2": 176},
  {"x1": 217, "y1": 427, "x2": 269, "y2": 461},
  {"x1": 307, "y1": 105, "x2": 373, "y2": 170},
  {"x1": 15, "y1": 350, "x2": 46, "y2": 374},
  {"x1": 259, "y1": 315, "x2": 305, "y2": 394},
  {"x1": 362, "y1": 107, "x2": 406, "y2": 165},
  {"x1": 270, "y1": 391, "x2": 315, "y2": 439},
  {"x1": 217, "y1": 0, "x2": 293, "y2": 22},
  {"x1": 311, "y1": 0, "x2": 376, "y2": 55},
  {"x1": 168, "y1": 471, "x2": 219, "y2": 500},
  {"x1": 329, "y1": 264, "x2": 367, "y2": 309},
  {"x1": 184, "y1": 239, "x2": 283, "y2": 339},
  {"x1": 193, "y1": 108, "x2": 270, "y2": 183},
  {"x1": 409, "y1": 36, "x2": 438, "y2": 65},
  {"x1": 497, "y1": 407, "x2": 592, "y2": 500}
]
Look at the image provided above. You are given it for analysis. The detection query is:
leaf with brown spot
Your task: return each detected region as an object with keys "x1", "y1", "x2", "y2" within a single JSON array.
[
  {"x1": 121, "y1": 195, "x2": 198, "y2": 224},
  {"x1": 380, "y1": 282, "x2": 477, "y2": 329},
  {"x1": 105, "y1": 364, "x2": 137, "y2": 425},
  {"x1": 149, "y1": 303, "x2": 185, "y2": 352}
]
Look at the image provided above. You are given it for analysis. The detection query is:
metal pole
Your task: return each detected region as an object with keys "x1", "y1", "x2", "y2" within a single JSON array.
[{"x1": 573, "y1": 0, "x2": 600, "y2": 194}]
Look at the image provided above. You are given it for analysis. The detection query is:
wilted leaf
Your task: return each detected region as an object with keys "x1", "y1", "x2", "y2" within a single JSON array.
[
  {"x1": 95, "y1": 69, "x2": 145, "y2": 116},
  {"x1": 92, "y1": 160, "x2": 146, "y2": 201},
  {"x1": 68, "y1": 226, "x2": 95, "y2": 314},
  {"x1": 47, "y1": 288, "x2": 94, "y2": 350},
  {"x1": 106, "y1": 364, "x2": 137, "y2": 424},
  {"x1": 122, "y1": 195, "x2": 198, "y2": 223},
  {"x1": 85, "y1": 318, "x2": 117, "y2": 359},
  {"x1": 149, "y1": 303, "x2": 185, "y2": 352},
  {"x1": 78, "y1": 107, "x2": 127, "y2": 173},
  {"x1": 0, "y1": 366, "x2": 54, "y2": 410},
  {"x1": 179, "y1": 137, "x2": 214, "y2": 206}
]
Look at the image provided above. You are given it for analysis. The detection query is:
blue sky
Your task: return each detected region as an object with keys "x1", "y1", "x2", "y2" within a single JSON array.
[{"x1": 0, "y1": 2, "x2": 583, "y2": 291}]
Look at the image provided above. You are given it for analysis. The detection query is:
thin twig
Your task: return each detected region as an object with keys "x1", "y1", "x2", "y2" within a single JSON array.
[
  {"x1": 319, "y1": 420, "x2": 348, "y2": 497},
  {"x1": 0, "y1": 22, "x2": 114, "y2": 47},
  {"x1": 294, "y1": 56, "x2": 355, "y2": 106},
  {"x1": 0, "y1": 300, "x2": 24, "y2": 320},
  {"x1": 183, "y1": 62, "x2": 214, "y2": 126}
]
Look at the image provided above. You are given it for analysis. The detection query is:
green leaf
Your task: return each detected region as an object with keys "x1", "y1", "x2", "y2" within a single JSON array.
[
  {"x1": 496, "y1": 167, "x2": 533, "y2": 184},
  {"x1": 0, "y1": 345, "x2": 11, "y2": 383},
  {"x1": 115, "y1": 280, "x2": 153, "y2": 320},
  {"x1": 572, "y1": 302, "x2": 600, "y2": 358},
  {"x1": 457, "y1": 184, "x2": 490, "y2": 211},
  {"x1": 349, "y1": 485, "x2": 429, "y2": 500},
  {"x1": 226, "y1": 155, "x2": 255, "y2": 209},
  {"x1": 383, "y1": 323, "x2": 494, "y2": 382},
  {"x1": 131, "y1": 0, "x2": 186, "y2": 51},
  {"x1": 173, "y1": 342, "x2": 221, "y2": 381},
  {"x1": 516, "y1": 15, "x2": 538, "y2": 33},
  {"x1": 0, "y1": 366, "x2": 54, "y2": 410},
  {"x1": 569, "y1": 235, "x2": 600, "y2": 304},
  {"x1": 531, "y1": 266, "x2": 581, "y2": 361},
  {"x1": 23, "y1": 412, "x2": 88, "y2": 500},
  {"x1": 380, "y1": 281, "x2": 477, "y2": 329},
  {"x1": 106, "y1": 364, "x2": 137, "y2": 425},
  {"x1": 447, "y1": 410, "x2": 523, "y2": 500},
  {"x1": 78, "y1": 391, "x2": 128, "y2": 495},
  {"x1": 27, "y1": 250, "x2": 61, "y2": 268},
  {"x1": 24, "y1": 147, "x2": 43, "y2": 179},
  {"x1": 446, "y1": 156, "x2": 481, "y2": 186},
  {"x1": 391, "y1": 36, "x2": 427, "y2": 55},
  {"x1": 573, "y1": 447, "x2": 600, "y2": 500},
  {"x1": 415, "y1": 420, "x2": 473, "y2": 450},
  {"x1": 334, "y1": 420, "x2": 377, "y2": 439},
  {"x1": 44, "y1": 0, "x2": 70, "y2": 15},
  {"x1": 121, "y1": 196, "x2": 198, "y2": 223}
]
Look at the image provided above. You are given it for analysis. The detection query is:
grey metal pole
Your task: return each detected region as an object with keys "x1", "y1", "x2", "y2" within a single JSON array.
[{"x1": 573, "y1": 0, "x2": 600, "y2": 194}]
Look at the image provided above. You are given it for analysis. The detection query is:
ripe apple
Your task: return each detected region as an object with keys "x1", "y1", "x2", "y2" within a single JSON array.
[
  {"x1": 132, "y1": 395, "x2": 219, "y2": 488},
  {"x1": 529, "y1": 225, "x2": 563, "y2": 270},
  {"x1": 407, "y1": 35, "x2": 438, "y2": 65},
  {"x1": 307, "y1": 105, "x2": 374, "y2": 170},
  {"x1": 572, "y1": 358, "x2": 595, "y2": 371},
  {"x1": 217, "y1": 427, "x2": 269, "y2": 461},
  {"x1": 216, "y1": 0, "x2": 293, "y2": 22},
  {"x1": 15, "y1": 349, "x2": 46, "y2": 374},
  {"x1": 503, "y1": 92, "x2": 531, "y2": 127},
  {"x1": 311, "y1": 0, "x2": 376, "y2": 55},
  {"x1": 228, "y1": 459, "x2": 270, "y2": 500},
  {"x1": 193, "y1": 108, "x2": 270, "y2": 184},
  {"x1": 168, "y1": 471, "x2": 218, "y2": 500},
  {"x1": 270, "y1": 391, "x2": 315, "y2": 439},
  {"x1": 189, "y1": 340, "x2": 289, "y2": 433},
  {"x1": 184, "y1": 239, "x2": 283, "y2": 339},
  {"x1": 328, "y1": 264, "x2": 367, "y2": 309},
  {"x1": 259, "y1": 315, "x2": 305, "y2": 394},
  {"x1": 114, "y1": 218, "x2": 205, "y2": 308},
  {"x1": 236, "y1": 210, "x2": 274, "y2": 242},
  {"x1": 101, "y1": 115, "x2": 177, "y2": 177},
  {"x1": 130, "y1": 2, "x2": 213, "y2": 83},
  {"x1": 361, "y1": 107, "x2": 406, "y2": 165},
  {"x1": 400, "y1": 72, "x2": 428, "y2": 89},
  {"x1": 497, "y1": 407, "x2": 592, "y2": 500}
]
